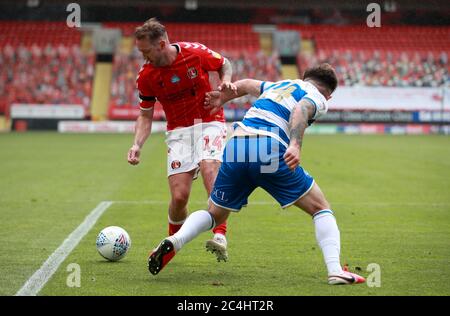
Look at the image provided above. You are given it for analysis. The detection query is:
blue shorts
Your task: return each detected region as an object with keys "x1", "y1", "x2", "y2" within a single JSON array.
[{"x1": 210, "y1": 136, "x2": 314, "y2": 211}]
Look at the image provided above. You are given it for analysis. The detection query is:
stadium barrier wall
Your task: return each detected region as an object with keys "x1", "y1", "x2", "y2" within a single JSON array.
[
  {"x1": 108, "y1": 87, "x2": 450, "y2": 124},
  {"x1": 10, "y1": 104, "x2": 86, "y2": 131},
  {"x1": 328, "y1": 86, "x2": 450, "y2": 111},
  {"x1": 317, "y1": 110, "x2": 450, "y2": 124},
  {"x1": 305, "y1": 124, "x2": 450, "y2": 135},
  {"x1": 57, "y1": 121, "x2": 450, "y2": 135},
  {"x1": 58, "y1": 121, "x2": 166, "y2": 133}
]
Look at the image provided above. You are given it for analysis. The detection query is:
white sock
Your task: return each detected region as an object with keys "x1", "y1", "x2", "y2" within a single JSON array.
[
  {"x1": 313, "y1": 210, "x2": 343, "y2": 275},
  {"x1": 168, "y1": 210, "x2": 215, "y2": 252}
]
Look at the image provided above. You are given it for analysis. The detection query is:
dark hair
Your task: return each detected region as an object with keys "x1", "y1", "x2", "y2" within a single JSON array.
[
  {"x1": 303, "y1": 63, "x2": 338, "y2": 93},
  {"x1": 135, "y1": 18, "x2": 167, "y2": 42}
]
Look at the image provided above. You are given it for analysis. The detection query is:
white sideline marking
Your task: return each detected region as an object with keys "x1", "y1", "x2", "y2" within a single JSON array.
[{"x1": 15, "y1": 201, "x2": 113, "y2": 296}]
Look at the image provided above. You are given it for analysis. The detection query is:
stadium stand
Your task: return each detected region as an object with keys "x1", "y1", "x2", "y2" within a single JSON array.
[
  {"x1": 278, "y1": 25, "x2": 450, "y2": 87},
  {"x1": 299, "y1": 49, "x2": 448, "y2": 87},
  {"x1": 0, "y1": 21, "x2": 82, "y2": 46},
  {"x1": 2, "y1": 21, "x2": 448, "y2": 122},
  {"x1": 103, "y1": 22, "x2": 261, "y2": 52},
  {"x1": 0, "y1": 22, "x2": 93, "y2": 116},
  {"x1": 279, "y1": 25, "x2": 450, "y2": 52}
]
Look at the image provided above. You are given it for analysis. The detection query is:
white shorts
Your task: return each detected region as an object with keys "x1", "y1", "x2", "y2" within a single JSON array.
[{"x1": 165, "y1": 121, "x2": 227, "y2": 177}]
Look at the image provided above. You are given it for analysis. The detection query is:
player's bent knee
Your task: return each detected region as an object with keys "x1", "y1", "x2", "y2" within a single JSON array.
[{"x1": 171, "y1": 192, "x2": 190, "y2": 208}]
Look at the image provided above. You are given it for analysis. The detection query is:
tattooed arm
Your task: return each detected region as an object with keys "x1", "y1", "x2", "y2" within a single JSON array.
[{"x1": 283, "y1": 99, "x2": 316, "y2": 170}]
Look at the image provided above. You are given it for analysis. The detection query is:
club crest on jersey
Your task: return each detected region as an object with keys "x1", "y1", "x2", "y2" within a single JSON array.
[
  {"x1": 187, "y1": 67, "x2": 198, "y2": 79},
  {"x1": 171, "y1": 160, "x2": 181, "y2": 169},
  {"x1": 171, "y1": 75, "x2": 181, "y2": 84}
]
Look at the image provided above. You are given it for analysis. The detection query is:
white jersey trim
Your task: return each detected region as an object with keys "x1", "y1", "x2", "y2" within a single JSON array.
[
  {"x1": 281, "y1": 179, "x2": 315, "y2": 209},
  {"x1": 244, "y1": 107, "x2": 290, "y2": 138},
  {"x1": 209, "y1": 197, "x2": 244, "y2": 212},
  {"x1": 235, "y1": 122, "x2": 289, "y2": 148}
]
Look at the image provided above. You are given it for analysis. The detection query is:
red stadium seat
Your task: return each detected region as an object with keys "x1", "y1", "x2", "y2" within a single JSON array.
[
  {"x1": 0, "y1": 22, "x2": 93, "y2": 116},
  {"x1": 103, "y1": 22, "x2": 261, "y2": 53},
  {"x1": 280, "y1": 24, "x2": 449, "y2": 87}
]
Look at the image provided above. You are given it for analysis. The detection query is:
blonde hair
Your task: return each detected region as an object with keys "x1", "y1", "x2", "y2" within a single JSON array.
[{"x1": 135, "y1": 18, "x2": 167, "y2": 42}]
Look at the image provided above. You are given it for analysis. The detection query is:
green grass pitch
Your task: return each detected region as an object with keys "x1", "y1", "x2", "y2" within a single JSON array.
[{"x1": 0, "y1": 132, "x2": 449, "y2": 296}]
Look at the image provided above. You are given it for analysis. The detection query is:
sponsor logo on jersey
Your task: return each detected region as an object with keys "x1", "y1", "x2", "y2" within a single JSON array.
[
  {"x1": 171, "y1": 160, "x2": 181, "y2": 169},
  {"x1": 187, "y1": 67, "x2": 198, "y2": 79},
  {"x1": 171, "y1": 75, "x2": 181, "y2": 84},
  {"x1": 211, "y1": 51, "x2": 222, "y2": 59}
]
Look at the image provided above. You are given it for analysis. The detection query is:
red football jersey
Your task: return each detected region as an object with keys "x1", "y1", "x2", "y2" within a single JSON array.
[{"x1": 136, "y1": 42, "x2": 226, "y2": 130}]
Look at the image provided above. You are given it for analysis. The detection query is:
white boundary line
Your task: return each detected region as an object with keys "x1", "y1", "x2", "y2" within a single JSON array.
[{"x1": 15, "y1": 201, "x2": 113, "y2": 296}]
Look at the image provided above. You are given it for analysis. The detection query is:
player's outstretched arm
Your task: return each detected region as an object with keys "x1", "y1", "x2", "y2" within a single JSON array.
[
  {"x1": 128, "y1": 108, "x2": 154, "y2": 165},
  {"x1": 284, "y1": 99, "x2": 316, "y2": 170},
  {"x1": 233, "y1": 78, "x2": 266, "y2": 98},
  {"x1": 205, "y1": 79, "x2": 264, "y2": 108}
]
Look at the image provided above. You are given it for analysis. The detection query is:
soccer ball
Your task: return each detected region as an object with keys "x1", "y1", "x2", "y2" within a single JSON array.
[{"x1": 96, "y1": 226, "x2": 131, "y2": 261}]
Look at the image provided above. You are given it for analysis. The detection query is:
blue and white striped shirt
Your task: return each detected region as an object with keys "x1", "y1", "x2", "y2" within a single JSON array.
[{"x1": 236, "y1": 79, "x2": 328, "y2": 148}]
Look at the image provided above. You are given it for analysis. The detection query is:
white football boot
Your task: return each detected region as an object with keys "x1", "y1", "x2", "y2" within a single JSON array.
[{"x1": 206, "y1": 233, "x2": 228, "y2": 262}]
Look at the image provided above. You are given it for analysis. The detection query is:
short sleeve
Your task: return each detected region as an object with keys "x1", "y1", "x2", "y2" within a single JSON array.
[
  {"x1": 136, "y1": 71, "x2": 156, "y2": 110},
  {"x1": 194, "y1": 43, "x2": 224, "y2": 72},
  {"x1": 260, "y1": 81, "x2": 276, "y2": 94},
  {"x1": 303, "y1": 88, "x2": 328, "y2": 119}
]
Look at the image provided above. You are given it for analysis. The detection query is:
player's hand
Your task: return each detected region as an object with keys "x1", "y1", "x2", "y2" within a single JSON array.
[
  {"x1": 204, "y1": 91, "x2": 223, "y2": 116},
  {"x1": 127, "y1": 144, "x2": 141, "y2": 165},
  {"x1": 283, "y1": 145, "x2": 300, "y2": 171},
  {"x1": 218, "y1": 81, "x2": 238, "y2": 94}
]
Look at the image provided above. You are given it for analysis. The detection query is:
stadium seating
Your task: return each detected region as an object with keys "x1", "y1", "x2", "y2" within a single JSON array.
[
  {"x1": 0, "y1": 22, "x2": 93, "y2": 116},
  {"x1": 298, "y1": 49, "x2": 448, "y2": 87},
  {"x1": 0, "y1": 21, "x2": 273, "y2": 118},
  {"x1": 279, "y1": 25, "x2": 450, "y2": 87},
  {"x1": 0, "y1": 44, "x2": 95, "y2": 116},
  {"x1": 103, "y1": 22, "x2": 261, "y2": 52},
  {"x1": 278, "y1": 25, "x2": 450, "y2": 53},
  {"x1": 3, "y1": 21, "x2": 447, "y2": 118},
  {"x1": 0, "y1": 21, "x2": 81, "y2": 46}
]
